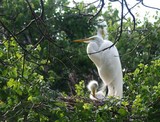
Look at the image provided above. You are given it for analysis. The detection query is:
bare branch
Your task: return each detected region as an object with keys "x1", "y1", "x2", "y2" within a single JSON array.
[
  {"x1": 0, "y1": 20, "x2": 27, "y2": 51},
  {"x1": 124, "y1": 0, "x2": 136, "y2": 30},
  {"x1": 124, "y1": 1, "x2": 141, "y2": 15},
  {"x1": 141, "y1": 0, "x2": 160, "y2": 11},
  {"x1": 121, "y1": 25, "x2": 160, "y2": 58},
  {"x1": 40, "y1": 0, "x2": 44, "y2": 19},
  {"x1": 15, "y1": 19, "x2": 36, "y2": 36},
  {"x1": 15, "y1": 0, "x2": 45, "y2": 36},
  {"x1": 25, "y1": 0, "x2": 62, "y2": 48},
  {"x1": 85, "y1": 0, "x2": 100, "y2": 7},
  {"x1": 88, "y1": 0, "x2": 105, "y2": 23}
]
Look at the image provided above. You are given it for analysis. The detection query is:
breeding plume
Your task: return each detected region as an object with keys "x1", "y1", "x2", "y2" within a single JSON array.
[{"x1": 74, "y1": 21, "x2": 123, "y2": 100}]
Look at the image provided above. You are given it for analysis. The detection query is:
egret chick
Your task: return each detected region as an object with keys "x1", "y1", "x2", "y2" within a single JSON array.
[{"x1": 87, "y1": 80, "x2": 106, "y2": 100}]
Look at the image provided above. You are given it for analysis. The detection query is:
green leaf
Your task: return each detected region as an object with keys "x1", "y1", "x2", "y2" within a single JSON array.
[
  {"x1": 7, "y1": 78, "x2": 16, "y2": 87},
  {"x1": 16, "y1": 52, "x2": 22, "y2": 58},
  {"x1": 83, "y1": 103, "x2": 92, "y2": 110},
  {"x1": 118, "y1": 108, "x2": 127, "y2": 116},
  {"x1": 0, "y1": 49, "x2": 3, "y2": 57}
]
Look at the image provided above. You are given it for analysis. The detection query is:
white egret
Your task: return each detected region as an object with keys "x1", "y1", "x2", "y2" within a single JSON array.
[
  {"x1": 73, "y1": 31, "x2": 123, "y2": 99},
  {"x1": 87, "y1": 80, "x2": 106, "y2": 100}
]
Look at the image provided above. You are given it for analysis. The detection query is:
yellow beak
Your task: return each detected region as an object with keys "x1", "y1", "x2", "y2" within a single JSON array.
[
  {"x1": 73, "y1": 37, "x2": 94, "y2": 43},
  {"x1": 101, "y1": 30, "x2": 105, "y2": 39},
  {"x1": 92, "y1": 88, "x2": 96, "y2": 97}
]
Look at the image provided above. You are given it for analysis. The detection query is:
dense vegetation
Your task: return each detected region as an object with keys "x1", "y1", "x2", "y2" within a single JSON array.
[{"x1": 0, "y1": 0, "x2": 160, "y2": 121}]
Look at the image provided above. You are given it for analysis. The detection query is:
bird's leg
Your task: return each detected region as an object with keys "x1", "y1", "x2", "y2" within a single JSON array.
[{"x1": 107, "y1": 83, "x2": 115, "y2": 97}]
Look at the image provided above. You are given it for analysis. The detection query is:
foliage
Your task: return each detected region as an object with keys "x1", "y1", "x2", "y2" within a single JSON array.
[
  {"x1": 75, "y1": 80, "x2": 85, "y2": 96},
  {"x1": 0, "y1": 0, "x2": 160, "y2": 121},
  {"x1": 55, "y1": 59, "x2": 160, "y2": 122},
  {"x1": 0, "y1": 37, "x2": 159, "y2": 122},
  {"x1": 103, "y1": 3, "x2": 160, "y2": 72}
]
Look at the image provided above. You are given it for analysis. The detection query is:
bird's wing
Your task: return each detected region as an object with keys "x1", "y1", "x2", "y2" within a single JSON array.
[{"x1": 98, "y1": 40, "x2": 122, "y2": 85}]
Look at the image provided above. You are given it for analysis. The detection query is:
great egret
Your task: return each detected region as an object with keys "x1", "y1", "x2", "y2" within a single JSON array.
[
  {"x1": 87, "y1": 80, "x2": 106, "y2": 100},
  {"x1": 73, "y1": 33, "x2": 123, "y2": 99}
]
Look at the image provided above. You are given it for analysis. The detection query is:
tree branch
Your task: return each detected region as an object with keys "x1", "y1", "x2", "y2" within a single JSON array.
[
  {"x1": 124, "y1": 0, "x2": 136, "y2": 30},
  {"x1": 88, "y1": 0, "x2": 105, "y2": 23},
  {"x1": 141, "y1": 0, "x2": 160, "y2": 11},
  {"x1": 15, "y1": 19, "x2": 36, "y2": 36},
  {"x1": 40, "y1": 0, "x2": 44, "y2": 19}
]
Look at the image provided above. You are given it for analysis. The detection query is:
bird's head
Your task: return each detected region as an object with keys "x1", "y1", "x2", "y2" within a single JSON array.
[
  {"x1": 73, "y1": 35, "x2": 103, "y2": 43},
  {"x1": 87, "y1": 80, "x2": 98, "y2": 97}
]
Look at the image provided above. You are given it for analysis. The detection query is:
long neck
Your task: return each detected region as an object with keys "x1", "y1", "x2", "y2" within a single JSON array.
[
  {"x1": 97, "y1": 28, "x2": 108, "y2": 40},
  {"x1": 97, "y1": 28, "x2": 103, "y2": 39},
  {"x1": 87, "y1": 41, "x2": 102, "y2": 67}
]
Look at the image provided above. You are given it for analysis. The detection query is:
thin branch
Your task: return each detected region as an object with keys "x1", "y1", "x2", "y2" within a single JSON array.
[
  {"x1": 11, "y1": 36, "x2": 44, "y2": 67},
  {"x1": 66, "y1": 1, "x2": 94, "y2": 17},
  {"x1": 15, "y1": 19, "x2": 36, "y2": 36},
  {"x1": 0, "y1": 20, "x2": 27, "y2": 52},
  {"x1": 25, "y1": 0, "x2": 37, "y2": 17},
  {"x1": 120, "y1": 33, "x2": 148, "y2": 58},
  {"x1": 25, "y1": 0, "x2": 81, "y2": 72},
  {"x1": 124, "y1": 0, "x2": 136, "y2": 30},
  {"x1": 141, "y1": 0, "x2": 160, "y2": 11},
  {"x1": 33, "y1": 36, "x2": 44, "y2": 49},
  {"x1": 116, "y1": 0, "x2": 124, "y2": 42},
  {"x1": 21, "y1": 52, "x2": 26, "y2": 79},
  {"x1": 0, "y1": 19, "x2": 43, "y2": 64},
  {"x1": 62, "y1": 5, "x2": 94, "y2": 17},
  {"x1": 121, "y1": 25, "x2": 160, "y2": 58},
  {"x1": 85, "y1": 0, "x2": 100, "y2": 7},
  {"x1": 123, "y1": 1, "x2": 141, "y2": 17},
  {"x1": 25, "y1": 0, "x2": 62, "y2": 49},
  {"x1": 88, "y1": 0, "x2": 105, "y2": 22},
  {"x1": 3, "y1": 101, "x2": 22, "y2": 117},
  {"x1": 40, "y1": 0, "x2": 44, "y2": 19}
]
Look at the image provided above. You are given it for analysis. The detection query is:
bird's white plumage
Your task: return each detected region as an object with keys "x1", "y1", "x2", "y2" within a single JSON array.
[
  {"x1": 87, "y1": 80, "x2": 98, "y2": 92},
  {"x1": 87, "y1": 36, "x2": 123, "y2": 98},
  {"x1": 73, "y1": 20, "x2": 123, "y2": 100},
  {"x1": 87, "y1": 80, "x2": 106, "y2": 100}
]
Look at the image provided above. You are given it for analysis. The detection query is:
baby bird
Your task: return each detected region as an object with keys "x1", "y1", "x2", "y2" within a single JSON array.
[{"x1": 87, "y1": 80, "x2": 106, "y2": 100}]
